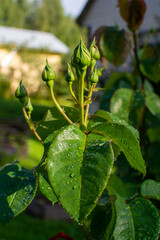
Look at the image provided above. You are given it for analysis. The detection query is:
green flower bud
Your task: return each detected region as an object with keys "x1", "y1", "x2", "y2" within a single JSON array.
[
  {"x1": 42, "y1": 59, "x2": 56, "y2": 82},
  {"x1": 90, "y1": 38, "x2": 100, "y2": 60},
  {"x1": 65, "y1": 64, "x2": 75, "y2": 83},
  {"x1": 89, "y1": 67, "x2": 99, "y2": 84},
  {"x1": 71, "y1": 38, "x2": 91, "y2": 70},
  {"x1": 15, "y1": 80, "x2": 27, "y2": 99},
  {"x1": 25, "y1": 98, "x2": 33, "y2": 115},
  {"x1": 15, "y1": 80, "x2": 28, "y2": 105},
  {"x1": 97, "y1": 67, "x2": 104, "y2": 77}
]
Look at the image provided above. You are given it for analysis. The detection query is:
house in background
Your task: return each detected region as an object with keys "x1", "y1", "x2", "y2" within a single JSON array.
[
  {"x1": 77, "y1": 0, "x2": 160, "y2": 41},
  {"x1": 0, "y1": 26, "x2": 69, "y2": 95},
  {"x1": 77, "y1": 0, "x2": 160, "y2": 113}
]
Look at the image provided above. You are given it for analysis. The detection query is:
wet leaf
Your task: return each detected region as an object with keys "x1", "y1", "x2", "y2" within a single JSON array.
[
  {"x1": 141, "y1": 179, "x2": 160, "y2": 201},
  {"x1": 129, "y1": 197, "x2": 160, "y2": 240},
  {"x1": 113, "y1": 197, "x2": 135, "y2": 239},
  {"x1": 47, "y1": 125, "x2": 114, "y2": 222},
  {"x1": 145, "y1": 90, "x2": 160, "y2": 120},
  {"x1": 100, "y1": 72, "x2": 132, "y2": 111},
  {"x1": 113, "y1": 197, "x2": 160, "y2": 240},
  {"x1": 39, "y1": 165, "x2": 57, "y2": 203},
  {"x1": 91, "y1": 122, "x2": 146, "y2": 176},
  {"x1": 110, "y1": 88, "x2": 145, "y2": 128},
  {"x1": 93, "y1": 109, "x2": 139, "y2": 139},
  {"x1": 0, "y1": 161, "x2": 37, "y2": 225},
  {"x1": 118, "y1": 0, "x2": 146, "y2": 31},
  {"x1": 37, "y1": 106, "x2": 79, "y2": 136},
  {"x1": 110, "y1": 88, "x2": 133, "y2": 122},
  {"x1": 108, "y1": 175, "x2": 137, "y2": 199},
  {"x1": 99, "y1": 27, "x2": 129, "y2": 66},
  {"x1": 140, "y1": 45, "x2": 160, "y2": 83}
]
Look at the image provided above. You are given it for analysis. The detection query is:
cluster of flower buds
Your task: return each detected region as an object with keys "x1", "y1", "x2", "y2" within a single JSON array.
[
  {"x1": 65, "y1": 38, "x2": 102, "y2": 86},
  {"x1": 90, "y1": 37, "x2": 101, "y2": 70},
  {"x1": 42, "y1": 59, "x2": 56, "y2": 89},
  {"x1": 15, "y1": 80, "x2": 33, "y2": 115}
]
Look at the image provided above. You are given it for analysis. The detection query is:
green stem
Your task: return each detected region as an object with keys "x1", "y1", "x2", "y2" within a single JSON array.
[
  {"x1": 132, "y1": 30, "x2": 145, "y2": 91},
  {"x1": 84, "y1": 84, "x2": 95, "y2": 126},
  {"x1": 22, "y1": 107, "x2": 43, "y2": 144},
  {"x1": 69, "y1": 82, "x2": 79, "y2": 105},
  {"x1": 81, "y1": 223, "x2": 92, "y2": 240},
  {"x1": 79, "y1": 69, "x2": 86, "y2": 126},
  {"x1": 50, "y1": 88, "x2": 73, "y2": 124}
]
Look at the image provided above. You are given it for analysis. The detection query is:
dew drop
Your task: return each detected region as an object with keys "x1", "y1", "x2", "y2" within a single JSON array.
[
  {"x1": 121, "y1": 140, "x2": 124, "y2": 143},
  {"x1": 70, "y1": 173, "x2": 75, "y2": 178},
  {"x1": 128, "y1": 147, "x2": 132, "y2": 150},
  {"x1": 73, "y1": 186, "x2": 78, "y2": 189}
]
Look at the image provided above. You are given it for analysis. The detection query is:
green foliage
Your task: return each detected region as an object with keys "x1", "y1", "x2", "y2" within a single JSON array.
[
  {"x1": 91, "y1": 122, "x2": 146, "y2": 175},
  {"x1": 99, "y1": 27, "x2": 129, "y2": 66},
  {"x1": 140, "y1": 179, "x2": 160, "y2": 200},
  {"x1": 0, "y1": 161, "x2": 37, "y2": 225},
  {"x1": 47, "y1": 125, "x2": 114, "y2": 222},
  {"x1": 113, "y1": 197, "x2": 160, "y2": 240},
  {"x1": 140, "y1": 45, "x2": 160, "y2": 83},
  {"x1": 38, "y1": 165, "x2": 58, "y2": 203},
  {"x1": 0, "y1": 0, "x2": 87, "y2": 52},
  {"x1": 1, "y1": 1, "x2": 160, "y2": 238},
  {"x1": 118, "y1": 0, "x2": 146, "y2": 31}
]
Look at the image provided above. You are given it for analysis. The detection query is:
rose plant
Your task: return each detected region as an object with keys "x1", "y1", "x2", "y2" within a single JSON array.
[{"x1": 0, "y1": 0, "x2": 160, "y2": 239}]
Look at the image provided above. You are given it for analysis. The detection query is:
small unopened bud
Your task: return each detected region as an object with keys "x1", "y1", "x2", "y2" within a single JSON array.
[
  {"x1": 15, "y1": 80, "x2": 28, "y2": 105},
  {"x1": 42, "y1": 60, "x2": 56, "y2": 82},
  {"x1": 71, "y1": 38, "x2": 91, "y2": 70},
  {"x1": 25, "y1": 98, "x2": 33, "y2": 115},
  {"x1": 65, "y1": 64, "x2": 75, "y2": 83},
  {"x1": 89, "y1": 67, "x2": 99, "y2": 84},
  {"x1": 90, "y1": 38, "x2": 100, "y2": 60},
  {"x1": 97, "y1": 67, "x2": 104, "y2": 77}
]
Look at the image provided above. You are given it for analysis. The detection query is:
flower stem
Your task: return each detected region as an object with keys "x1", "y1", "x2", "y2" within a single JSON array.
[
  {"x1": 69, "y1": 82, "x2": 79, "y2": 105},
  {"x1": 79, "y1": 70, "x2": 86, "y2": 126},
  {"x1": 84, "y1": 84, "x2": 95, "y2": 126},
  {"x1": 81, "y1": 223, "x2": 92, "y2": 240},
  {"x1": 50, "y1": 88, "x2": 73, "y2": 124},
  {"x1": 22, "y1": 107, "x2": 43, "y2": 144},
  {"x1": 132, "y1": 30, "x2": 145, "y2": 90}
]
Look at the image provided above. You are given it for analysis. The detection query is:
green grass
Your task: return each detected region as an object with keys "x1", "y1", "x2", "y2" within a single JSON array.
[
  {"x1": 0, "y1": 97, "x2": 50, "y2": 121},
  {"x1": 0, "y1": 212, "x2": 84, "y2": 240}
]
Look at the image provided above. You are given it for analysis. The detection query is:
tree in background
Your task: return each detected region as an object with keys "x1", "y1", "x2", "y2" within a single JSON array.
[{"x1": 0, "y1": 0, "x2": 87, "y2": 52}]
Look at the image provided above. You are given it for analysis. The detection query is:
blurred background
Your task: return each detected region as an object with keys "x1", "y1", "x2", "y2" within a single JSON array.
[{"x1": 0, "y1": 0, "x2": 160, "y2": 239}]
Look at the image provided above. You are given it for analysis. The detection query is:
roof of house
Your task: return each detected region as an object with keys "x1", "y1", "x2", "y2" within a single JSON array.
[
  {"x1": 0, "y1": 26, "x2": 69, "y2": 54},
  {"x1": 77, "y1": 0, "x2": 96, "y2": 25}
]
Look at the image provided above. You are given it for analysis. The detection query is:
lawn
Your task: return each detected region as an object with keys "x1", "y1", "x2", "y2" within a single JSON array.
[{"x1": 0, "y1": 212, "x2": 84, "y2": 240}]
